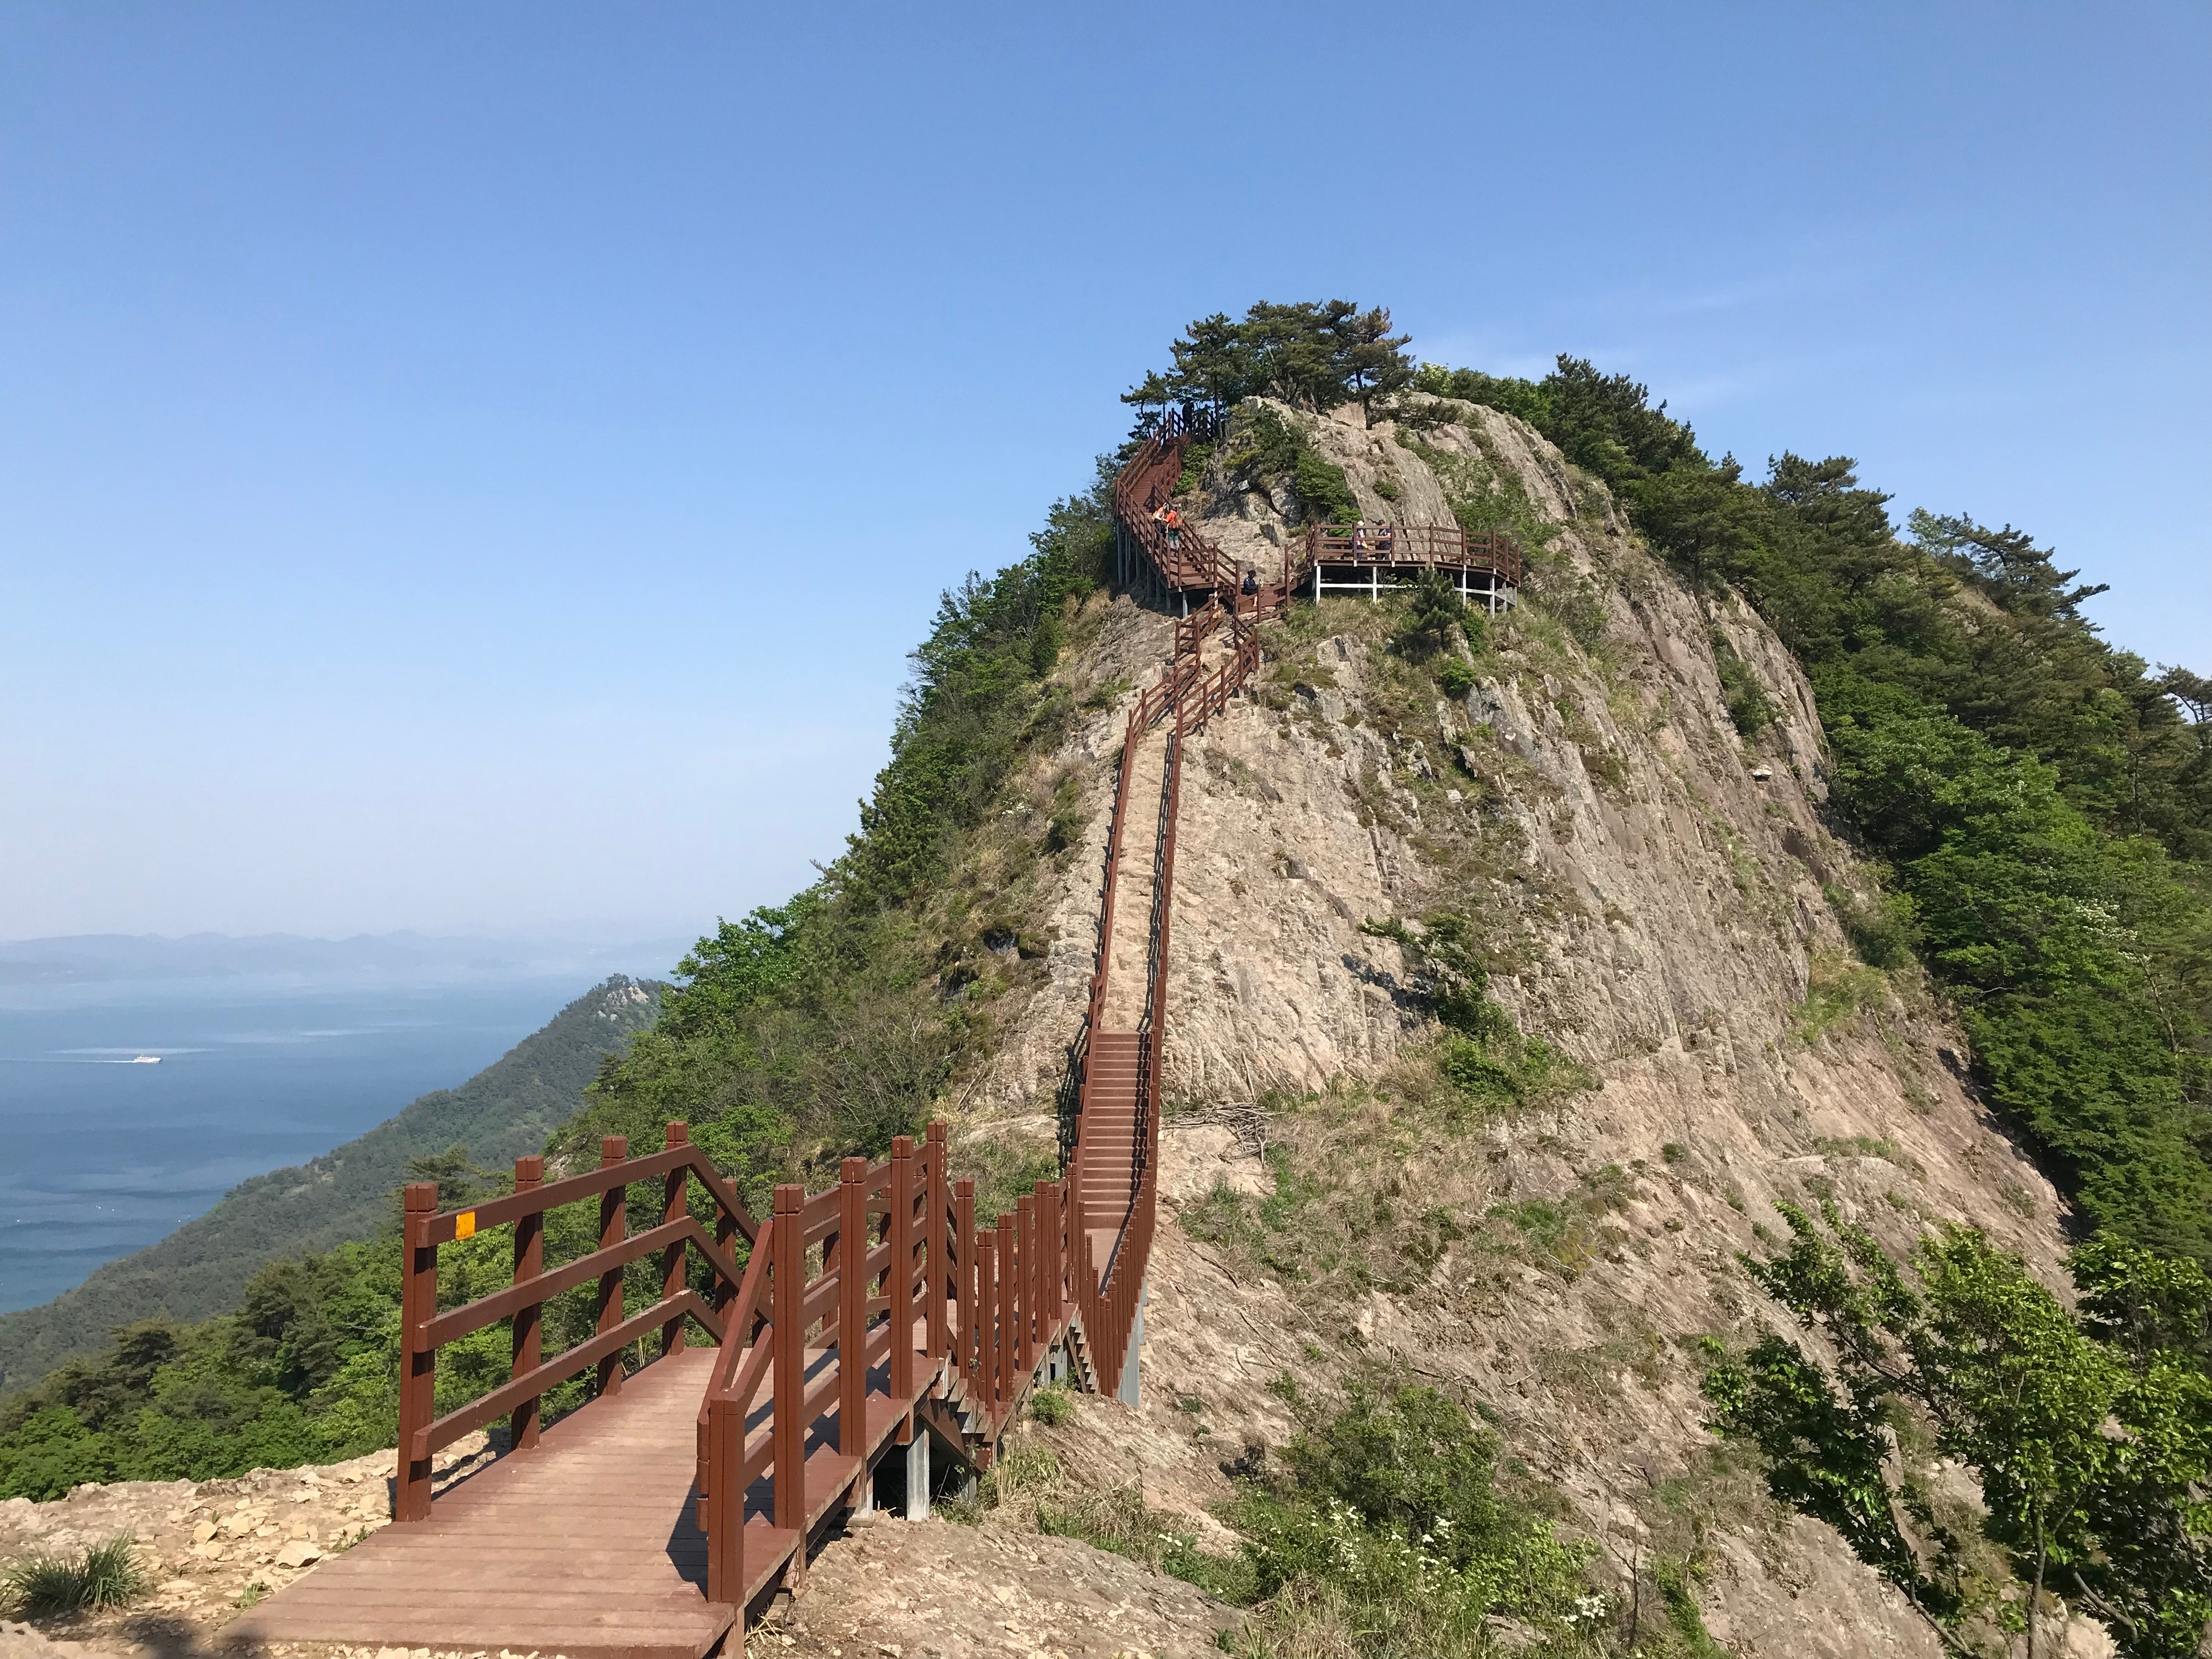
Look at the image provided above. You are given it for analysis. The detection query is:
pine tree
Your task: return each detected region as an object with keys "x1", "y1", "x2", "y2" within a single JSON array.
[{"x1": 1330, "y1": 304, "x2": 1413, "y2": 426}]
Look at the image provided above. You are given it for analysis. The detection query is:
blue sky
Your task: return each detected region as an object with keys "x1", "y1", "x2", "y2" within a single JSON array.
[{"x1": 4, "y1": 2, "x2": 2205, "y2": 942}]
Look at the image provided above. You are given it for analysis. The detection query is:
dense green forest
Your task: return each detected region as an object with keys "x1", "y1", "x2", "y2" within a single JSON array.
[{"x1": 1408, "y1": 356, "x2": 2212, "y2": 1265}]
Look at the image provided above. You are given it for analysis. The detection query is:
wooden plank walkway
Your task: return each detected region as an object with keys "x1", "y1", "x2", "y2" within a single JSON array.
[{"x1": 231, "y1": 1347, "x2": 736, "y2": 1659}]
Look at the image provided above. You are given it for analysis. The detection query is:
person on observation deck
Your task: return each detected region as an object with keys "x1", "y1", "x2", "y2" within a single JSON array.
[
  {"x1": 1350, "y1": 522, "x2": 1367, "y2": 552},
  {"x1": 1377, "y1": 522, "x2": 1395, "y2": 554}
]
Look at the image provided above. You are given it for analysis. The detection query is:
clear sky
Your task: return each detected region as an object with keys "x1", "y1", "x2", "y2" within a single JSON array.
[{"x1": 4, "y1": 2, "x2": 2206, "y2": 943}]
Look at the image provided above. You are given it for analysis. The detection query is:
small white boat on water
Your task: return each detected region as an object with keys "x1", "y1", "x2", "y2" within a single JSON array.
[{"x1": 129, "y1": 1055, "x2": 161, "y2": 1064}]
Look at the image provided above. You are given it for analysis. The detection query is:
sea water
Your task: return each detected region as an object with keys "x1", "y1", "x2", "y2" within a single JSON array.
[{"x1": 0, "y1": 975, "x2": 607, "y2": 1314}]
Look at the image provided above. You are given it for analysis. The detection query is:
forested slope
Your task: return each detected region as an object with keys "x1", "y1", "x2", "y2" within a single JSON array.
[
  {"x1": 1418, "y1": 356, "x2": 2212, "y2": 1262},
  {"x1": 0, "y1": 975, "x2": 662, "y2": 1392}
]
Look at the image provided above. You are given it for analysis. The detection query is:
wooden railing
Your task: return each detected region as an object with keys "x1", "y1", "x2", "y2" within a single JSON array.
[
  {"x1": 697, "y1": 1128, "x2": 935, "y2": 1601},
  {"x1": 394, "y1": 1124, "x2": 755, "y2": 1522},
  {"x1": 1113, "y1": 433, "x2": 1237, "y2": 595},
  {"x1": 691, "y1": 1120, "x2": 1102, "y2": 1606},
  {"x1": 1128, "y1": 403, "x2": 1223, "y2": 443},
  {"x1": 1113, "y1": 423, "x2": 1523, "y2": 610},
  {"x1": 1304, "y1": 522, "x2": 1523, "y2": 585}
]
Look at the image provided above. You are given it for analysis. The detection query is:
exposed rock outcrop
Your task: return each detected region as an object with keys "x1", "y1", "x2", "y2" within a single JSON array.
[{"x1": 954, "y1": 399, "x2": 2079, "y2": 1656}]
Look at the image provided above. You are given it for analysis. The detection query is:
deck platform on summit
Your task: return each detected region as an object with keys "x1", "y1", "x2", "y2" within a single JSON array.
[{"x1": 230, "y1": 1346, "x2": 733, "y2": 1659}]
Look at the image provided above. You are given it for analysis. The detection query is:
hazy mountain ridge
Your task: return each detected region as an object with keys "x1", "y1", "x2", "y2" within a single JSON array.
[
  {"x1": 0, "y1": 930, "x2": 691, "y2": 988},
  {"x1": 0, "y1": 975, "x2": 663, "y2": 1391}
]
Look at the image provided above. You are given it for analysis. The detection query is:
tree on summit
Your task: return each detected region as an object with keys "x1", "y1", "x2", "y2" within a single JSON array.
[
  {"x1": 1329, "y1": 303, "x2": 1413, "y2": 426},
  {"x1": 1122, "y1": 300, "x2": 1415, "y2": 424}
]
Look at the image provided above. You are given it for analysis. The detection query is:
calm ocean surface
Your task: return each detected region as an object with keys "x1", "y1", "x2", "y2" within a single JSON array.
[{"x1": 0, "y1": 975, "x2": 608, "y2": 1313}]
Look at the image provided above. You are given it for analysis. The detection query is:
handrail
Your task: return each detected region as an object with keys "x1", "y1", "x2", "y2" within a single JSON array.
[
  {"x1": 1304, "y1": 522, "x2": 1522, "y2": 584},
  {"x1": 394, "y1": 1121, "x2": 754, "y2": 1522},
  {"x1": 693, "y1": 1121, "x2": 1097, "y2": 1605},
  {"x1": 1114, "y1": 421, "x2": 1524, "y2": 610}
]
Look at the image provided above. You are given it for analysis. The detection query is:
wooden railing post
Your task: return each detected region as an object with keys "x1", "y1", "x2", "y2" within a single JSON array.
[
  {"x1": 704, "y1": 1392, "x2": 744, "y2": 1602},
  {"x1": 596, "y1": 1137, "x2": 628, "y2": 1398},
  {"x1": 924, "y1": 1123, "x2": 949, "y2": 1363},
  {"x1": 396, "y1": 1180, "x2": 439, "y2": 1522},
  {"x1": 838, "y1": 1158, "x2": 867, "y2": 1458},
  {"x1": 996, "y1": 1214, "x2": 1015, "y2": 1414},
  {"x1": 1018, "y1": 1192, "x2": 1040, "y2": 1376},
  {"x1": 889, "y1": 1136, "x2": 916, "y2": 1403},
  {"x1": 975, "y1": 1221, "x2": 997, "y2": 1412},
  {"x1": 1079, "y1": 1227, "x2": 1096, "y2": 1369},
  {"x1": 510, "y1": 1156, "x2": 545, "y2": 1452},
  {"x1": 954, "y1": 1177, "x2": 977, "y2": 1390},
  {"x1": 661, "y1": 1123, "x2": 690, "y2": 1358},
  {"x1": 1037, "y1": 1177, "x2": 1062, "y2": 1334},
  {"x1": 771, "y1": 1184, "x2": 804, "y2": 1533}
]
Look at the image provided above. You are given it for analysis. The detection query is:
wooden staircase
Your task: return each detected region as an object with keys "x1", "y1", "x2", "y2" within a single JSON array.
[{"x1": 1076, "y1": 1029, "x2": 1142, "y2": 1252}]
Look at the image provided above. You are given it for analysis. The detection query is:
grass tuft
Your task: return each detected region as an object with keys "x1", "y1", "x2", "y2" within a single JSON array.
[{"x1": 3, "y1": 1536, "x2": 145, "y2": 1617}]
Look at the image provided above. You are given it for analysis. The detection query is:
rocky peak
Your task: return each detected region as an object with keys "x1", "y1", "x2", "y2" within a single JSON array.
[{"x1": 950, "y1": 397, "x2": 2078, "y2": 1656}]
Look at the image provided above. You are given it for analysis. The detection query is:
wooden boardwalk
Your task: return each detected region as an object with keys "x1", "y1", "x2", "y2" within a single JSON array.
[
  {"x1": 231, "y1": 1347, "x2": 735, "y2": 1659},
  {"x1": 217, "y1": 421, "x2": 1306, "y2": 1656}
]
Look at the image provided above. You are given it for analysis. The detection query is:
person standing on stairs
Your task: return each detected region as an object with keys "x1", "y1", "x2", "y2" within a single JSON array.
[{"x1": 1153, "y1": 503, "x2": 1183, "y2": 553}]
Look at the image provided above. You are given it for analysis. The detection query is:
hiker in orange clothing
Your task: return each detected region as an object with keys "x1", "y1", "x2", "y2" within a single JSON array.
[{"x1": 1153, "y1": 505, "x2": 1183, "y2": 552}]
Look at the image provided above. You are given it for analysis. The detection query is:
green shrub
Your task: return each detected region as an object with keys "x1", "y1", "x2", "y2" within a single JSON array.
[
  {"x1": 1229, "y1": 404, "x2": 1357, "y2": 526},
  {"x1": 1028, "y1": 1384, "x2": 1073, "y2": 1427},
  {"x1": 1291, "y1": 451, "x2": 1356, "y2": 527},
  {"x1": 1440, "y1": 1037, "x2": 1520, "y2": 1103},
  {"x1": 1825, "y1": 883, "x2": 1918, "y2": 970},
  {"x1": 1711, "y1": 633, "x2": 1775, "y2": 736},
  {"x1": 1435, "y1": 657, "x2": 1477, "y2": 699},
  {"x1": 4, "y1": 1536, "x2": 144, "y2": 1617},
  {"x1": 1440, "y1": 1031, "x2": 1593, "y2": 1114},
  {"x1": 1226, "y1": 1379, "x2": 1597, "y2": 1648},
  {"x1": 1393, "y1": 570, "x2": 1464, "y2": 662}
]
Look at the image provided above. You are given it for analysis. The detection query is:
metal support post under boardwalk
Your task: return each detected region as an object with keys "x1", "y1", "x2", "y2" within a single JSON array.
[{"x1": 1116, "y1": 1275, "x2": 1148, "y2": 1406}]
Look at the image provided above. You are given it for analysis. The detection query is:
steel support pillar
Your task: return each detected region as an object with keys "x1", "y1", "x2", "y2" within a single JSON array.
[
  {"x1": 903, "y1": 1431, "x2": 930, "y2": 1521},
  {"x1": 1116, "y1": 1276, "x2": 1148, "y2": 1407}
]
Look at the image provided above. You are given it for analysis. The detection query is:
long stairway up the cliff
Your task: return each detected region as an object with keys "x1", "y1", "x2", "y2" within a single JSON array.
[{"x1": 230, "y1": 415, "x2": 1276, "y2": 1658}]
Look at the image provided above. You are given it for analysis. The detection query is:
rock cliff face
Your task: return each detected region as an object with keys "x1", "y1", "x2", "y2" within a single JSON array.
[{"x1": 958, "y1": 399, "x2": 2084, "y2": 1656}]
